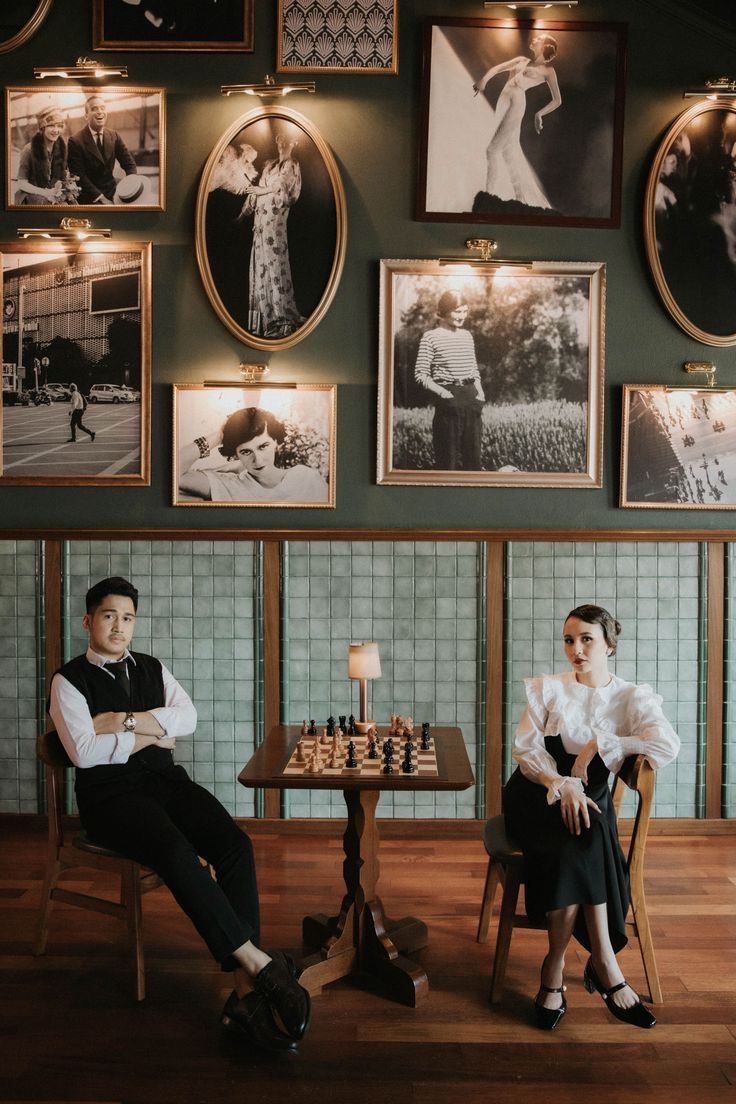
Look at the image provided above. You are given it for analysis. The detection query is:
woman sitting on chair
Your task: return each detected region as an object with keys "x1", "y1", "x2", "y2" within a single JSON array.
[{"x1": 503, "y1": 604, "x2": 679, "y2": 1031}]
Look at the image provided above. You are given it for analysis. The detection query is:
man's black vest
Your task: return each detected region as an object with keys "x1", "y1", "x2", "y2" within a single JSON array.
[{"x1": 55, "y1": 651, "x2": 177, "y2": 798}]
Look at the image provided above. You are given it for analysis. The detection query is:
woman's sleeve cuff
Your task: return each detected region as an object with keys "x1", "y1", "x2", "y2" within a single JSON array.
[{"x1": 546, "y1": 776, "x2": 584, "y2": 805}]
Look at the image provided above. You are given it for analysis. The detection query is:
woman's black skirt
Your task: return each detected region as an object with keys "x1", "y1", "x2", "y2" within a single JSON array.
[{"x1": 503, "y1": 735, "x2": 629, "y2": 953}]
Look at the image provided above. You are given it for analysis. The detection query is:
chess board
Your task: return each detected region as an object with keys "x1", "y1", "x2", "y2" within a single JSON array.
[{"x1": 282, "y1": 732, "x2": 439, "y2": 778}]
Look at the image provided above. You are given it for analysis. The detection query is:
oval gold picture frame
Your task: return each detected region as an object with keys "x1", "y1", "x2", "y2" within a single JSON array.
[
  {"x1": 644, "y1": 100, "x2": 736, "y2": 347},
  {"x1": 195, "y1": 106, "x2": 347, "y2": 352},
  {"x1": 0, "y1": 0, "x2": 53, "y2": 54}
]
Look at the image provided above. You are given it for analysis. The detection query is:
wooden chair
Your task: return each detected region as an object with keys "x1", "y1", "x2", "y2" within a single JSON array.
[
  {"x1": 35, "y1": 731, "x2": 163, "y2": 1001},
  {"x1": 476, "y1": 755, "x2": 662, "y2": 1005}
]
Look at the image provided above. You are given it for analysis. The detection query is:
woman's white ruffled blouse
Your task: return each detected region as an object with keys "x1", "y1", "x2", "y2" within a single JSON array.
[{"x1": 512, "y1": 671, "x2": 680, "y2": 805}]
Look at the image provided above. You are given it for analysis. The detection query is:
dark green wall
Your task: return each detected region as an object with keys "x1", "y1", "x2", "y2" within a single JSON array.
[{"x1": 1, "y1": 0, "x2": 734, "y2": 531}]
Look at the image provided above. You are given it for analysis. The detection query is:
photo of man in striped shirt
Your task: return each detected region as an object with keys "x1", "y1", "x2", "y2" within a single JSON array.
[{"x1": 414, "y1": 290, "x2": 486, "y2": 469}]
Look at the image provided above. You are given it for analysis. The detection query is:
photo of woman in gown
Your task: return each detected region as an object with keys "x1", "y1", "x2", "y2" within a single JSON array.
[
  {"x1": 472, "y1": 34, "x2": 561, "y2": 211},
  {"x1": 178, "y1": 406, "x2": 328, "y2": 505},
  {"x1": 503, "y1": 604, "x2": 679, "y2": 1030},
  {"x1": 247, "y1": 132, "x2": 305, "y2": 340}
]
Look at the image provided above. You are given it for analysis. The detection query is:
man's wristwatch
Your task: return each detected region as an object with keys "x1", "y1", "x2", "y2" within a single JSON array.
[{"x1": 122, "y1": 711, "x2": 137, "y2": 732}]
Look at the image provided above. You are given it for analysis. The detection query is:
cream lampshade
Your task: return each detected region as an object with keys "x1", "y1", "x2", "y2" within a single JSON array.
[{"x1": 348, "y1": 641, "x2": 381, "y2": 734}]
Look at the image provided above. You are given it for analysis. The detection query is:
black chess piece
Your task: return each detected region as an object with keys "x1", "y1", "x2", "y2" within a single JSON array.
[
  {"x1": 347, "y1": 714, "x2": 356, "y2": 735},
  {"x1": 367, "y1": 738, "x2": 378, "y2": 760},
  {"x1": 401, "y1": 751, "x2": 415, "y2": 774},
  {"x1": 339, "y1": 715, "x2": 347, "y2": 731},
  {"x1": 382, "y1": 748, "x2": 394, "y2": 775},
  {"x1": 345, "y1": 740, "x2": 358, "y2": 769},
  {"x1": 326, "y1": 716, "x2": 335, "y2": 737},
  {"x1": 420, "y1": 723, "x2": 431, "y2": 751},
  {"x1": 307, "y1": 720, "x2": 317, "y2": 736},
  {"x1": 382, "y1": 737, "x2": 394, "y2": 758}
]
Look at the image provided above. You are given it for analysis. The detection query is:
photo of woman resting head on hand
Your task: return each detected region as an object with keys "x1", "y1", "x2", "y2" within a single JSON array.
[{"x1": 177, "y1": 405, "x2": 330, "y2": 506}]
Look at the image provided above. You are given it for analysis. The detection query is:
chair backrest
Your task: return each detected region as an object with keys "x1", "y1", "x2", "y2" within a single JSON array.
[
  {"x1": 610, "y1": 754, "x2": 655, "y2": 876},
  {"x1": 36, "y1": 731, "x2": 73, "y2": 850}
]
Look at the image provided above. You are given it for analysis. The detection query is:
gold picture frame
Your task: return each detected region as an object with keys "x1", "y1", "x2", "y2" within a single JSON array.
[
  {"x1": 377, "y1": 259, "x2": 605, "y2": 487},
  {"x1": 195, "y1": 105, "x2": 347, "y2": 352},
  {"x1": 93, "y1": 0, "x2": 254, "y2": 52},
  {"x1": 6, "y1": 85, "x2": 166, "y2": 212},
  {"x1": 276, "y1": 0, "x2": 399, "y2": 75},
  {"x1": 0, "y1": 0, "x2": 53, "y2": 54},
  {"x1": 644, "y1": 100, "x2": 736, "y2": 347},
  {"x1": 1, "y1": 239, "x2": 151, "y2": 486},
  {"x1": 620, "y1": 384, "x2": 736, "y2": 509},
  {"x1": 173, "y1": 383, "x2": 336, "y2": 508}
]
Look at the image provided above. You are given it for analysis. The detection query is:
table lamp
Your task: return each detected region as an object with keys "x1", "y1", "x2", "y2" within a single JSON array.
[{"x1": 348, "y1": 641, "x2": 381, "y2": 734}]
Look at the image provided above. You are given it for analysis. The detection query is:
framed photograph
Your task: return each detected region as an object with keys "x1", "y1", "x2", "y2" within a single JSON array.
[
  {"x1": 93, "y1": 0, "x2": 254, "y2": 52},
  {"x1": 0, "y1": 0, "x2": 54, "y2": 55},
  {"x1": 195, "y1": 106, "x2": 347, "y2": 352},
  {"x1": 621, "y1": 385, "x2": 736, "y2": 509},
  {"x1": 644, "y1": 101, "x2": 736, "y2": 346},
  {"x1": 277, "y1": 0, "x2": 398, "y2": 74},
  {"x1": 1, "y1": 240, "x2": 151, "y2": 486},
  {"x1": 417, "y1": 18, "x2": 626, "y2": 227},
  {"x1": 377, "y1": 259, "x2": 604, "y2": 487},
  {"x1": 6, "y1": 86, "x2": 165, "y2": 211},
  {"x1": 173, "y1": 383, "x2": 335, "y2": 508}
]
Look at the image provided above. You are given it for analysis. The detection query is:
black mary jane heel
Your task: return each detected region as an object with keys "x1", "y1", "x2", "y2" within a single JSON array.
[
  {"x1": 533, "y1": 982, "x2": 567, "y2": 1031},
  {"x1": 583, "y1": 957, "x2": 656, "y2": 1029}
]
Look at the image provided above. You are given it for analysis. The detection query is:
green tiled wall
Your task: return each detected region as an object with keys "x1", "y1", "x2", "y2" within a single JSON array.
[
  {"x1": 0, "y1": 541, "x2": 41, "y2": 814},
  {"x1": 504, "y1": 542, "x2": 702, "y2": 818},
  {"x1": 724, "y1": 544, "x2": 735, "y2": 818},
  {"x1": 282, "y1": 541, "x2": 482, "y2": 819},
  {"x1": 64, "y1": 541, "x2": 258, "y2": 816}
]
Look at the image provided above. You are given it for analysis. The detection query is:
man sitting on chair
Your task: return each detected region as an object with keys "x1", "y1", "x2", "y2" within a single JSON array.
[
  {"x1": 67, "y1": 95, "x2": 139, "y2": 205},
  {"x1": 48, "y1": 576, "x2": 310, "y2": 1049}
]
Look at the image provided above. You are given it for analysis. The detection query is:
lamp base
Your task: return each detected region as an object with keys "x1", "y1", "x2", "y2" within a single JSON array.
[{"x1": 354, "y1": 719, "x2": 375, "y2": 735}]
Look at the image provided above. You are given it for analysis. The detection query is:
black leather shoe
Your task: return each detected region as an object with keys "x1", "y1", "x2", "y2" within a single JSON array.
[
  {"x1": 534, "y1": 983, "x2": 567, "y2": 1030},
  {"x1": 254, "y1": 951, "x2": 311, "y2": 1041},
  {"x1": 221, "y1": 990, "x2": 297, "y2": 1052},
  {"x1": 583, "y1": 957, "x2": 656, "y2": 1029}
]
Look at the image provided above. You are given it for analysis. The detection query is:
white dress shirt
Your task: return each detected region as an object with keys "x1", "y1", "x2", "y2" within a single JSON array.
[
  {"x1": 512, "y1": 670, "x2": 680, "y2": 805},
  {"x1": 49, "y1": 647, "x2": 197, "y2": 769}
]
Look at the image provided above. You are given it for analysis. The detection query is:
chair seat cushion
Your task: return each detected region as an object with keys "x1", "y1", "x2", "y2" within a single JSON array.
[
  {"x1": 73, "y1": 830, "x2": 127, "y2": 860},
  {"x1": 483, "y1": 814, "x2": 523, "y2": 862}
]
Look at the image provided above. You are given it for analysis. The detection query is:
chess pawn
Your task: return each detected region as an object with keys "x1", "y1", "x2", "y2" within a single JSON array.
[
  {"x1": 301, "y1": 719, "x2": 308, "y2": 737},
  {"x1": 329, "y1": 752, "x2": 340, "y2": 769},
  {"x1": 320, "y1": 727, "x2": 331, "y2": 746},
  {"x1": 404, "y1": 739, "x2": 414, "y2": 758},
  {"x1": 401, "y1": 751, "x2": 415, "y2": 774},
  {"x1": 382, "y1": 747, "x2": 394, "y2": 774},
  {"x1": 307, "y1": 752, "x2": 320, "y2": 774},
  {"x1": 308, "y1": 719, "x2": 317, "y2": 736},
  {"x1": 389, "y1": 713, "x2": 397, "y2": 734}
]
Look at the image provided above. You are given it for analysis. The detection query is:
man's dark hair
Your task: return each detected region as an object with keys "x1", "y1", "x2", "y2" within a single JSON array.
[{"x1": 85, "y1": 576, "x2": 139, "y2": 614}]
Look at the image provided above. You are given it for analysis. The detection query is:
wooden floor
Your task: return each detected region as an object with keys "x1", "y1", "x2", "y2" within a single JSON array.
[{"x1": 2, "y1": 819, "x2": 736, "y2": 1104}]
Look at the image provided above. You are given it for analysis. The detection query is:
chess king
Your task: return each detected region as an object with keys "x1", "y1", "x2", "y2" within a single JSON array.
[{"x1": 49, "y1": 576, "x2": 311, "y2": 1050}]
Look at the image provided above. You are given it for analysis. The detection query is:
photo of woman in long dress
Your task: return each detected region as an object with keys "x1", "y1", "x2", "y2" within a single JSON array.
[
  {"x1": 473, "y1": 34, "x2": 561, "y2": 212},
  {"x1": 247, "y1": 132, "x2": 305, "y2": 339}
]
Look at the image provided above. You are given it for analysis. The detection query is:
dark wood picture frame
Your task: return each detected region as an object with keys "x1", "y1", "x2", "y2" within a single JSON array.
[
  {"x1": 620, "y1": 384, "x2": 736, "y2": 509},
  {"x1": 92, "y1": 0, "x2": 254, "y2": 52},
  {"x1": 6, "y1": 85, "x2": 165, "y2": 212},
  {"x1": 416, "y1": 18, "x2": 627, "y2": 228},
  {"x1": 195, "y1": 105, "x2": 347, "y2": 352},
  {"x1": 377, "y1": 259, "x2": 605, "y2": 488},
  {"x1": 644, "y1": 101, "x2": 736, "y2": 346},
  {"x1": 0, "y1": 240, "x2": 151, "y2": 486}
]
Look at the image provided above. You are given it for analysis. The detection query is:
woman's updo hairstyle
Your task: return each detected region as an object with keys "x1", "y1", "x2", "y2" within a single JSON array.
[
  {"x1": 565, "y1": 604, "x2": 622, "y2": 655},
  {"x1": 533, "y1": 34, "x2": 558, "y2": 62},
  {"x1": 220, "y1": 407, "x2": 286, "y2": 460}
]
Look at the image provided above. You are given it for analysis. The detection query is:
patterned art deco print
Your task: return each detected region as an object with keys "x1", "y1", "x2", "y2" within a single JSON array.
[{"x1": 277, "y1": 0, "x2": 398, "y2": 74}]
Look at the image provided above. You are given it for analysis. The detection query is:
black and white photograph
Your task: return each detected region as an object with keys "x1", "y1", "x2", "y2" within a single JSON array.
[
  {"x1": 621, "y1": 385, "x2": 736, "y2": 509},
  {"x1": 6, "y1": 87, "x2": 165, "y2": 211},
  {"x1": 644, "y1": 101, "x2": 736, "y2": 346},
  {"x1": 377, "y1": 259, "x2": 604, "y2": 487},
  {"x1": 173, "y1": 383, "x2": 335, "y2": 508},
  {"x1": 1, "y1": 241, "x2": 150, "y2": 485},
  {"x1": 277, "y1": 0, "x2": 398, "y2": 74},
  {"x1": 417, "y1": 18, "x2": 626, "y2": 227},
  {"x1": 195, "y1": 107, "x2": 347, "y2": 352},
  {"x1": 93, "y1": 0, "x2": 253, "y2": 51}
]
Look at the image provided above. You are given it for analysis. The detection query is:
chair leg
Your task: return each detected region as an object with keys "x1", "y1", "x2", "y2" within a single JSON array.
[
  {"x1": 35, "y1": 857, "x2": 62, "y2": 956},
  {"x1": 123, "y1": 863, "x2": 146, "y2": 1002},
  {"x1": 489, "y1": 864, "x2": 521, "y2": 1004},
  {"x1": 630, "y1": 885, "x2": 663, "y2": 1004},
  {"x1": 477, "y1": 857, "x2": 501, "y2": 943}
]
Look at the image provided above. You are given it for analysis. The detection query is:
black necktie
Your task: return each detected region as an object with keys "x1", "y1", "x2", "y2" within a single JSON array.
[
  {"x1": 106, "y1": 659, "x2": 130, "y2": 698},
  {"x1": 95, "y1": 132, "x2": 103, "y2": 153}
]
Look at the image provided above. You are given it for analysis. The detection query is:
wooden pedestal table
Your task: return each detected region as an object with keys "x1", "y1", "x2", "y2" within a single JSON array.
[{"x1": 238, "y1": 725, "x2": 474, "y2": 1007}]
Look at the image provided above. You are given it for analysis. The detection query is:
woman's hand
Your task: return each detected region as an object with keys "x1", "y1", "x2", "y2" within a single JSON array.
[
  {"x1": 560, "y1": 781, "x2": 601, "y2": 836},
  {"x1": 571, "y1": 739, "x2": 598, "y2": 784},
  {"x1": 534, "y1": 112, "x2": 544, "y2": 134}
]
